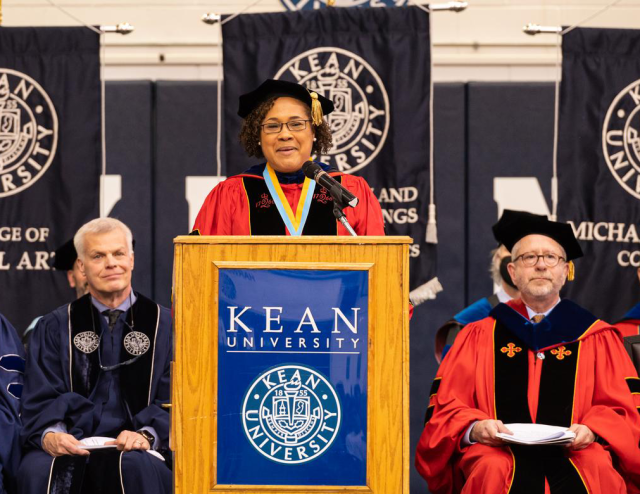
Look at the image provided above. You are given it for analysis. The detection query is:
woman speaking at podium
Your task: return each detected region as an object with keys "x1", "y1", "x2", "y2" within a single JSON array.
[{"x1": 192, "y1": 79, "x2": 384, "y2": 236}]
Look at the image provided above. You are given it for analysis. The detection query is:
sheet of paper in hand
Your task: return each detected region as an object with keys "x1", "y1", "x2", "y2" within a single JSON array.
[
  {"x1": 496, "y1": 424, "x2": 576, "y2": 445},
  {"x1": 78, "y1": 436, "x2": 165, "y2": 461}
]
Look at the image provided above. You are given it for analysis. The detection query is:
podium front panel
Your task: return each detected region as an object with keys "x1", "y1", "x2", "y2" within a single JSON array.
[
  {"x1": 217, "y1": 267, "x2": 368, "y2": 485},
  {"x1": 172, "y1": 236, "x2": 411, "y2": 494}
]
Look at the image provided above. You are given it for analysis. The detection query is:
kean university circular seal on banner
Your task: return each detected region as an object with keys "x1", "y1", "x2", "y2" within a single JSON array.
[
  {"x1": 602, "y1": 78, "x2": 640, "y2": 200},
  {"x1": 280, "y1": 0, "x2": 407, "y2": 10},
  {"x1": 242, "y1": 364, "x2": 341, "y2": 464},
  {"x1": 0, "y1": 69, "x2": 58, "y2": 198},
  {"x1": 275, "y1": 47, "x2": 390, "y2": 174}
]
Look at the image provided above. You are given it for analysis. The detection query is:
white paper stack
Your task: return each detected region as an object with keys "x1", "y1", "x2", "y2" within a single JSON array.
[{"x1": 496, "y1": 423, "x2": 575, "y2": 445}]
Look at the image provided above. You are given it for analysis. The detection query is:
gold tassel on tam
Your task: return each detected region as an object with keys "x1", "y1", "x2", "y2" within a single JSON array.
[
  {"x1": 568, "y1": 261, "x2": 575, "y2": 281},
  {"x1": 309, "y1": 91, "x2": 323, "y2": 126}
]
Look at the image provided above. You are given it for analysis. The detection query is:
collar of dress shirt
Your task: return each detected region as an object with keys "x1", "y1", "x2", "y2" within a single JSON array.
[
  {"x1": 91, "y1": 290, "x2": 137, "y2": 314},
  {"x1": 525, "y1": 298, "x2": 560, "y2": 320}
]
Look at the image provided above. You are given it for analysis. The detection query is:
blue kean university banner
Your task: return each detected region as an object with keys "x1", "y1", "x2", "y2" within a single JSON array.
[
  {"x1": 557, "y1": 27, "x2": 640, "y2": 322},
  {"x1": 222, "y1": 6, "x2": 437, "y2": 297},
  {"x1": 0, "y1": 28, "x2": 100, "y2": 332}
]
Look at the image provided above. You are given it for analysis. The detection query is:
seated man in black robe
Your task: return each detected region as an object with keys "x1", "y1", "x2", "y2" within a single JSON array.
[{"x1": 18, "y1": 218, "x2": 172, "y2": 494}]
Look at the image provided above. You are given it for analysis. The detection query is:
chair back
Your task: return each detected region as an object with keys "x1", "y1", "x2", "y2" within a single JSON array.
[{"x1": 623, "y1": 335, "x2": 640, "y2": 373}]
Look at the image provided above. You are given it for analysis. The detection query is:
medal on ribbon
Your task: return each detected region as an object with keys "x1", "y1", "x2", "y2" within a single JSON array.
[{"x1": 263, "y1": 163, "x2": 316, "y2": 236}]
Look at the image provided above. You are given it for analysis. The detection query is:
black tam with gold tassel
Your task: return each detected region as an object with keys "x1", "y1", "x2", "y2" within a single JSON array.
[{"x1": 237, "y1": 79, "x2": 334, "y2": 124}]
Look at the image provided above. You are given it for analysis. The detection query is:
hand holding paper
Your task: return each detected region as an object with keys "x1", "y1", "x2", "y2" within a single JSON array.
[
  {"x1": 566, "y1": 424, "x2": 595, "y2": 450},
  {"x1": 78, "y1": 437, "x2": 165, "y2": 462},
  {"x1": 470, "y1": 420, "x2": 514, "y2": 446}
]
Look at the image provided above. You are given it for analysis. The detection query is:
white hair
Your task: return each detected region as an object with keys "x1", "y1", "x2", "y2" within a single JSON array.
[
  {"x1": 489, "y1": 247, "x2": 502, "y2": 286},
  {"x1": 74, "y1": 218, "x2": 134, "y2": 260}
]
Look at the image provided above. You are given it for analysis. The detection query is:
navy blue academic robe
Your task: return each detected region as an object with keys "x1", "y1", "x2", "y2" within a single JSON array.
[
  {"x1": 17, "y1": 293, "x2": 172, "y2": 494},
  {"x1": 0, "y1": 313, "x2": 25, "y2": 494}
]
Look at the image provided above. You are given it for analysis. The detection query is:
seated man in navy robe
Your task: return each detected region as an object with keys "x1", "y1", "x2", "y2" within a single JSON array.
[
  {"x1": 0, "y1": 312, "x2": 25, "y2": 494},
  {"x1": 18, "y1": 218, "x2": 172, "y2": 493}
]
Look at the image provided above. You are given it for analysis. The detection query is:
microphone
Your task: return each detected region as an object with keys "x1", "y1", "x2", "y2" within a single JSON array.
[{"x1": 302, "y1": 162, "x2": 359, "y2": 208}]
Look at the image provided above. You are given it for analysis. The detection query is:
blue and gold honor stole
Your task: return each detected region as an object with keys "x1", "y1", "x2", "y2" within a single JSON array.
[
  {"x1": 240, "y1": 163, "x2": 339, "y2": 235},
  {"x1": 263, "y1": 163, "x2": 315, "y2": 236},
  {"x1": 490, "y1": 300, "x2": 597, "y2": 493}
]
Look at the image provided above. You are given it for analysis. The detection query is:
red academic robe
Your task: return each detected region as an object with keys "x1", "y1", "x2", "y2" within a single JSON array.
[
  {"x1": 617, "y1": 320, "x2": 640, "y2": 337},
  {"x1": 192, "y1": 166, "x2": 385, "y2": 236},
  {"x1": 416, "y1": 299, "x2": 640, "y2": 494}
]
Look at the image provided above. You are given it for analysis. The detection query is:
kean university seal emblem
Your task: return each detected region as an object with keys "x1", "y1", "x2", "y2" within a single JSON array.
[
  {"x1": 73, "y1": 331, "x2": 100, "y2": 354},
  {"x1": 123, "y1": 331, "x2": 151, "y2": 356},
  {"x1": 242, "y1": 365, "x2": 341, "y2": 464},
  {"x1": 0, "y1": 69, "x2": 58, "y2": 198},
  {"x1": 275, "y1": 47, "x2": 390, "y2": 174},
  {"x1": 602, "y1": 78, "x2": 640, "y2": 200}
]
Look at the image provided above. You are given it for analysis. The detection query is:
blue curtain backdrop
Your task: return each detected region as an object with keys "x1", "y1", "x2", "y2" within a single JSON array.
[
  {"x1": 558, "y1": 27, "x2": 640, "y2": 322},
  {"x1": 221, "y1": 6, "x2": 437, "y2": 293},
  {"x1": 0, "y1": 27, "x2": 100, "y2": 332}
]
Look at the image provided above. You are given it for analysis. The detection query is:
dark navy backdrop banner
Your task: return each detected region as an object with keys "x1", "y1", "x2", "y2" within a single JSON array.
[
  {"x1": 217, "y1": 268, "x2": 368, "y2": 485},
  {"x1": 466, "y1": 82, "x2": 555, "y2": 305},
  {"x1": 105, "y1": 81, "x2": 153, "y2": 298},
  {"x1": 0, "y1": 27, "x2": 100, "y2": 331},
  {"x1": 280, "y1": 0, "x2": 408, "y2": 11},
  {"x1": 410, "y1": 83, "x2": 467, "y2": 494},
  {"x1": 558, "y1": 28, "x2": 640, "y2": 322},
  {"x1": 154, "y1": 81, "x2": 223, "y2": 307},
  {"x1": 222, "y1": 6, "x2": 437, "y2": 293}
]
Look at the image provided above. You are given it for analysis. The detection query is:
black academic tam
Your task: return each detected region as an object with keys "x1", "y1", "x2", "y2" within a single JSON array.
[{"x1": 495, "y1": 209, "x2": 583, "y2": 261}]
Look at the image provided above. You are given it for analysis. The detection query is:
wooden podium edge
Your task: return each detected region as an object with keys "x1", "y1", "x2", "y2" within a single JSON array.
[
  {"x1": 174, "y1": 235, "x2": 412, "y2": 245},
  {"x1": 402, "y1": 243, "x2": 410, "y2": 494},
  {"x1": 212, "y1": 486, "x2": 373, "y2": 493}
]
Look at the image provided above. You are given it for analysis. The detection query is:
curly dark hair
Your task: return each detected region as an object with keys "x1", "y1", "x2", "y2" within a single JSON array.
[{"x1": 239, "y1": 97, "x2": 333, "y2": 159}]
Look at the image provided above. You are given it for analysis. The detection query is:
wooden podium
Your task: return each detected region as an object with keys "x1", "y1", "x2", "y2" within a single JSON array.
[{"x1": 172, "y1": 236, "x2": 411, "y2": 494}]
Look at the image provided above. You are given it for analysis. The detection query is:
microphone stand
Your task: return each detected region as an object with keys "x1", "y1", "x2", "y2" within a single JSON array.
[{"x1": 331, "y1": 189, "x2": 358, "y2": 237}]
